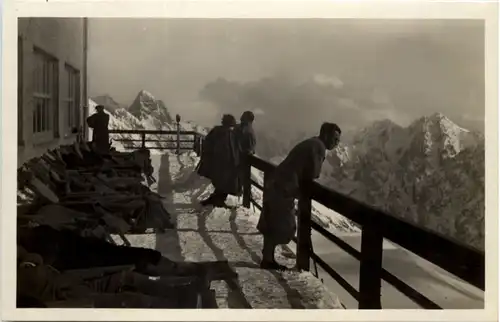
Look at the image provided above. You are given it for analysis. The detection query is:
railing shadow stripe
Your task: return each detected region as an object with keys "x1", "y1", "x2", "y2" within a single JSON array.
[
  {"x1": 229, "y1": 209, "x2": 305, "y2": 309},
  {"x1": 196, "y1": 208, "x2": 253, "y2": 309}
]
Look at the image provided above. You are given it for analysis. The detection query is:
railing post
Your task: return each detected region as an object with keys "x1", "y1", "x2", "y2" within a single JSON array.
[
  {"x1": 358, "y1": 225, "x2": 383, "y2": 309},
  {"x1": 176, "y1": 114, "x2": 181, "y2": 155},
  {"x1": 141, "y1": 132, "x2": 146, "y2": 149},
  {"x1": 194, "y1": 134, "x2": 203, "y2": 156},
  {"x1": 296, "y1": 183, "x2": 312, "y2": 271},
  {"x1": 193, "y1": 134, "x2": 199, "y2": 155},
  {"x1": 242, "y1": 154, "x2": 252, "y2": 208}
]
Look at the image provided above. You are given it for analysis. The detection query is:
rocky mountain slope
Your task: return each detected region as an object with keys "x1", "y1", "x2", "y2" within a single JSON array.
[{"x1": 319, "y1": 113, "x2": 485, "y2": 251}]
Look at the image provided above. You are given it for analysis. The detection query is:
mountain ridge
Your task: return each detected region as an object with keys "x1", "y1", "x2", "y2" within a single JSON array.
[{"x1": 321, "y1": 113, "x2": 484, "y2": 250}]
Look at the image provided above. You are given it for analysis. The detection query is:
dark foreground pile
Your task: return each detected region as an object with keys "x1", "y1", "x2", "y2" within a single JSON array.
[{"x1": 16, "y1": 142, "x2": 237, "y2": 308}]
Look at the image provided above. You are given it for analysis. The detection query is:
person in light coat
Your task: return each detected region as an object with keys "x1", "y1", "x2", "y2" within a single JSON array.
[
  {"x1": 234, "y1": 111, "x2": 257, "y2": 156},
  {"x1": 234, "y1": 111, "x2": 257, "y2": 195},
  {"x1": 257, "y1": 122, "x2": 341, "y2": 270}
]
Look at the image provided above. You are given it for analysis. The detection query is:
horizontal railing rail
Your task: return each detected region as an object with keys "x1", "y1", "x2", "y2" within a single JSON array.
[
  {"x1": 108, "y1": 129, "x2": 203, "y2": 155},
  {"x1": 106, "y1": 128, "x2": 485, "y2": 310},
  {"x1": 109, "y1": 129, "x2": 199, "y2": 135},
  {"x1": 241, "y1": 154, "x2": 485, "y2": 309}
]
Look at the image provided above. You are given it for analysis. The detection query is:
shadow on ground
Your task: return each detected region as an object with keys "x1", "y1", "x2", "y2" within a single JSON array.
[
  {"x1": 153, "y1": 152, "x2": 306, "y2": 309},
  {"x1": 229, "y1": 209, "x2": 305, "y2": 309},
  {"x1": 155, "y1": 153, "x2": 184, "y2": 261}
]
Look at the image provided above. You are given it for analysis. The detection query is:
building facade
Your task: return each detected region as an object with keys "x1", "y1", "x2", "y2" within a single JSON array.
[{"x1": 17, "y1": 18, "x2": 88, "y2": 166}]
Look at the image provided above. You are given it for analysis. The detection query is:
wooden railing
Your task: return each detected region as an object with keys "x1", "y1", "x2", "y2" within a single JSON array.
[
  {"x1": 109, "y1": 129, "x2": 203, "y2": 155},
  {"x1": 240, "y1": 154, "x2": 485, "y2": 310},
  {"x1": 109, "y1": 128, "x2": 485, "y2": 310}
]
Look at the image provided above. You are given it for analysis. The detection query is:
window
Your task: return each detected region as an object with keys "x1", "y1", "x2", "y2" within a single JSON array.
[
  {"x1": 32, "y1": 48, "x2": 58, "y2": 136},
  {"x1": 64, "y1": 64, "x2": 80, "y2": 133}
]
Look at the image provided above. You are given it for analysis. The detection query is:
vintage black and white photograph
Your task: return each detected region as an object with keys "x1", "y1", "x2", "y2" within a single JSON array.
[{"x1": 6, "y1": 1, "x2": 497, "y2": 319}]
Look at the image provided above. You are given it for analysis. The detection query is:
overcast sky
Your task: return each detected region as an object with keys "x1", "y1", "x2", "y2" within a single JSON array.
[{"x1": 88, "y1": 18, "x2": 484, "y2": 131}]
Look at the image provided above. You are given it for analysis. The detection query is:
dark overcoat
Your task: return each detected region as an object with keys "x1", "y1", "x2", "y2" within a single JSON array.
[
  {"x1": 257, "y1": 137, "x2": 326, "y2": 244},
  {"x1": 87, "y1": 112, "x2": 110, "y2": 153},
  {"x1": 196, "y1": 125, "x2": 241, "y2": 196}
]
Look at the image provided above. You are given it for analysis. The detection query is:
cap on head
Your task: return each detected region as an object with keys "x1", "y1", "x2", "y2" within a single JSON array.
[
  {"x1": 96, "y1": 105, "x2": 105, "y2": 112},
  {"x1": 319, "y1": 122, "x2": 341, "y2": 150},
  {"x1": 320, "y1": 122, "x2": 341, "y2": 137},
  {"x1": 222, "y1": 114, "x2": 237, "y2": 127},
  {"x1": 240, "y1": 111, "x2": 255, "y2": 123}
]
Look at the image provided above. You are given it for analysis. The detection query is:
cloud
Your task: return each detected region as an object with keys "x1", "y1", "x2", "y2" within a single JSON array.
[
  {"x1": 198, "y1": 74, "x2": 395, "y2": 135},
  {"x1": 253, "y1": 108, "x2": 265, "y2": 115},
  {"x1": 313, "y1": 74, "x2": 344, "y2": 89}
]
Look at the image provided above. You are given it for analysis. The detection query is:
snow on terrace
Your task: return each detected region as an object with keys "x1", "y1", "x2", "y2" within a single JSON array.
[{"x1": 115, "y1": 150, "x2": 344, "y2": 309}]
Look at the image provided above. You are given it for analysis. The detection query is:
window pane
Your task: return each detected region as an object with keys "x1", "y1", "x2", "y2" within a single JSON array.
[
  {"x1": 47, "y1": 61, "x2": 52, "y2": 96},
  {"x1": 43, "y1": 99, "x2": 47, "y2": 131},
  {"x1": 67, "y1": 101, "x2": 71, "y2": 126},
  {"x1": 39, "y1": 101, "x2": 42, "y2": 132},
  {"x1": 38, "y1": 57, "x2": 43, "y2": 93},
  {"x1": 45, "y1": 60, "x2": 49, "y2": 95},
  {"x1": 47, "y1": 98, "x2": 51, "y2": 131},
  {"x1": 45, "y1": 99, "x2": 49, "y2": 131},
  {"x1": 33, "y1": 56, "x2": 39, "y2": 93},
  {"x1": 70, "y1": 70, "x2": 73, "y2": 98},
  {"x1": 37, "y1": 55, "x2": 41, "y2": 93},
  {"x1": 47, "y1": 61, "x2": 52, "y2": 97},
  {"x1": 66, "y1": 69, "x2": 70, "y2": 98},
  {"x1": 33, "y1": 102, "x2": 37, "y2": 132},
  {"x1": 41, "y1": 59, "x2": 46, "y2": 94},
  {"x1": 37, "y1": 101, "x2": 42, "y2": 133},
  {"x1": 47, "y1": 60, "x2": 51, "y2": 95}
]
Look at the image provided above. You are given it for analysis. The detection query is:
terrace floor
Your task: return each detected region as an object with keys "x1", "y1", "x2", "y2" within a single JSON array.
[{"x1": 112, "y1": 151, "x2": 344, "y2": 309}]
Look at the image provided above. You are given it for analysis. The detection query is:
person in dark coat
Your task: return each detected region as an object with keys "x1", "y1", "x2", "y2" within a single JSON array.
[
  {"x1": 197, "y1": 114, "x2": 240, "y2": 207},
  {"x1": 257, "y1": 122, "x2": 341, "y2": 270},
  {"x1": 86, "y1": 105, "x2": 110, "y2": 154}
]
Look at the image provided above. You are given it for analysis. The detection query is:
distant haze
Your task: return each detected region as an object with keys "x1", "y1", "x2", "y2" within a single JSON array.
[{"x1": 89, "y1": 18, "x2": 484, "y2": 132}]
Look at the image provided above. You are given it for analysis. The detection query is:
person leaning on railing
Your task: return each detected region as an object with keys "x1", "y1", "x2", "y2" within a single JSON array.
[
  {"x1": 235, "y1": 111, "x2": 256, "y2": 155},
  {"x1": 234, "y1": 111, "x2": 257, "y2": 196},
  {"x1": 256, "y1": 122, "x2": 341, "y2": 271}
]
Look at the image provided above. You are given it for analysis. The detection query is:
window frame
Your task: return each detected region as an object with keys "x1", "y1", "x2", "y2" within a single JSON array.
[
  {"x1": 31, "y1": 46, "x2": 58, "y2": 144},
  {"x1": 63, "y1": 63, "x2": 81, "y2": 136}
]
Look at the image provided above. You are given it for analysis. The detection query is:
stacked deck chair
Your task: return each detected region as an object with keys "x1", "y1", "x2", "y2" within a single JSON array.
[{"x1": 16, "y1": 141, "x2": 237, "y2": 308}]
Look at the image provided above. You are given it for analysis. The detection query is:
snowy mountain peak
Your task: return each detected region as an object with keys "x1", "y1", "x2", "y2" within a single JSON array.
[
  {"x1": 91, "y1": 94, "x2": 124, "y2": 113},
  {"x1": 137, "y1": 89, "x2": 156, "y2": 102},
  {"x1": 128, "y1": 90, "x2": 173, "y2": 128},
  {"x1": 411, "y1": 112, "x2": 468, "y2": 134},
  {"x1": 407, "y1": 112, "x2": 478, "y2": 161}
]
